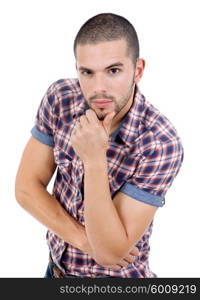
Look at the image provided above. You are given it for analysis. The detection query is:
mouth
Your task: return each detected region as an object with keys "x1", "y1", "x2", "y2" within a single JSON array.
[{"x1": 92, "y1": 100, "x2": 113, "y2": 108}]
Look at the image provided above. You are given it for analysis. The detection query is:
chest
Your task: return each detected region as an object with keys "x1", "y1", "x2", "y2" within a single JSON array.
[{"x1": 53, "y1": 123, "x2": 143, "y2": 196}]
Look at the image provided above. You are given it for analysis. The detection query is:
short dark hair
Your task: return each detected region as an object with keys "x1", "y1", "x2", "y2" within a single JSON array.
[{"x1": 74, "y1": 13, "x2": 139, "y2": 64}]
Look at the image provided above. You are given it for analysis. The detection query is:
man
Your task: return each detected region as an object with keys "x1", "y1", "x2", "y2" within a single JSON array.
[{"x1": 15, "y1": 13, "x2": 184, "y2": 278}]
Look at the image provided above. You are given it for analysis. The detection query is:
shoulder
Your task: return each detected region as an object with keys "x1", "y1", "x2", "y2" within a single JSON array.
[
  {"x1": 144, "y1": 100, "x2": 180, "y2": 143},
  {"x1": 50, "y1": 78, "x2": 82, "y2": 97},
  {"x1": 45, "y1": 78, "x2": 83, "y2": 115},
  {"x1": 136, "y1": 98, "x2": 184, "y2": 160}
]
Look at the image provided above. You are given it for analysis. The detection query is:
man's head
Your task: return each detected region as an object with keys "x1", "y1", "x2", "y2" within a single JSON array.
[
  {"x1": 74, "y1": 13, "x2": 139, "y2": 65},
  {"x1": 74, "y1": 13, "x2": 145, "y2": 123}
]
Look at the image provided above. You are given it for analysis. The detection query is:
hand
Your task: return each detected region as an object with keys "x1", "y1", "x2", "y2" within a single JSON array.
[
  {"x1": 71, "y1": 109, "x2": 115, "y2": 163},
  {"x1": 101, "y1": 245, "x2": 139, "y2": 271},
  {"x1": 82, "y1": 241, "x2": 139, "y2": 271}
]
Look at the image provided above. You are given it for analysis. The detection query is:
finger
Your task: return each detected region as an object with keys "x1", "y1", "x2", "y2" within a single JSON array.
[
  {"x1": 106, "y1": 265, "x2": 122, "y2": 271},
  {"x1": 79, "y1": 115, "x2": 89, "y2": 127},
  {"x1": 105, "y1": 258, "x2": 130, "y2": 269},
  {"x1": 102, "y1": 112, "x2": 115, "y2": 135},
  {"x1": 85, "y1": 109, "x2": 100, "y2": 125},
  {"x1": 129, "y1": 250, "x2": 139, "y2": 257},
  {"x1": 71, "y1": 125, "x2": 81, "y2": 139},
  {"x1": 74, "y1": 120, "x2": 82, "y2": 132},
  {"x1": 123, "y1": 254, "x2": 135, "y2": 264},
  {"x1": 71, "y1": 127, "x2": 76, "y2": 137},
  {"x1": 125, "y1": 255, "x2": 136, "y2": 263},
  {"x1": 129, "y1": 251, "x2": 138, "y2": 258},
  {"x1": 117, "y1": 260, "x2": 129, "y2": 268},
  {"x1": 129, "y1": 246, "x2": 139, "y2": 256}
]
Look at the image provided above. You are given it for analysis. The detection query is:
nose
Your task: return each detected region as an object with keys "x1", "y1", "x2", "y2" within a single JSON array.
[{"x1": 92, "y1": 73, "x2": 107, "y2": 95}]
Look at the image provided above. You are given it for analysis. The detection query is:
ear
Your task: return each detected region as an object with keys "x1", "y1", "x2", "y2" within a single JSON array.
[{"x1": 134, "y1": 58, "x2": 145, "y2": 84}]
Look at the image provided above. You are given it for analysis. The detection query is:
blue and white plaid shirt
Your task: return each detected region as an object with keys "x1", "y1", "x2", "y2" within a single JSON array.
[{"x1": 31, "y1": 78, "x2": 184, "y2": 277}]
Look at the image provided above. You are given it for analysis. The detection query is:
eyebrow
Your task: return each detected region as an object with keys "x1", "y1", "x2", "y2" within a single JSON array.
[
  {"x1": 78, "y1": 62, "x2": 124, "y2": 72},
  {"x1": 105, "y1": 62, "x2": 124, "y2": 69}
]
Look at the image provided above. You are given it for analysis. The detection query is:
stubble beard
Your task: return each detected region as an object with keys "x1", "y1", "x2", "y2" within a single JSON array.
[{"x1": 95, "y1": 82, "x2": 134, "y2": 121}]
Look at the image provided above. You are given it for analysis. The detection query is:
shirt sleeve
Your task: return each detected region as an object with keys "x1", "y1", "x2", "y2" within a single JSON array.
[
  {"x1": 119, "y1": 138, "x2": 184, "y2": 207},
  {"x1": 31, "y1": 82, "x2": 58, "y2": 147}
]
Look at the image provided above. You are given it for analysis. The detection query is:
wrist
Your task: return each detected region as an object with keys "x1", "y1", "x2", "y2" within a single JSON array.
[{"x1": 83, "y1": 153, "x2": 107, "y2": 169}]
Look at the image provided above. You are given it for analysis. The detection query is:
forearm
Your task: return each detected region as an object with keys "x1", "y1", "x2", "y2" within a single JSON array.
[
  {"x1": 83, "y1": 156, "x2": 129, "y2": 264},
  {"x1": 15, "y1": 182, "x2": 89, "y2": 253}
]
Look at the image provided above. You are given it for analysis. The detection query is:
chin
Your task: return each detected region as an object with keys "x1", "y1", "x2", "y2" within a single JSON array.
[
  {"x1": 98, "y1": 116, "x2": 105, "y2": 121},
  {"x1": 93, "y1": 109, "x2": 105, "y2": 120}
]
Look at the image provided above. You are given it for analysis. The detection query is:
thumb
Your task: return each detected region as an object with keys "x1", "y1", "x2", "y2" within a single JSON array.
[{"x1": 102, "y1": 111, "x2": 115, "y2": 135}]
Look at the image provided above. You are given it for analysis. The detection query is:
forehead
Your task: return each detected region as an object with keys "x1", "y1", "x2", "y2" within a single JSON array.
[{"x1": 76, "y1": 39, "x2": 130, "y2": 69}]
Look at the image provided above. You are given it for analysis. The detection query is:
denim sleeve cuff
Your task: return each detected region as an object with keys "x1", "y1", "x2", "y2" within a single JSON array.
[
  {"x1": 119, "y1": 183, "x2": 165, "y2": 207},
  {"x1": 31, "y1": 126, "x2": 54, "y2": 147}
]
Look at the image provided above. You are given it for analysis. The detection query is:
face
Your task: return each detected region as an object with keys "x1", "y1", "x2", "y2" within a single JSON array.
[{"x1": 76, "y1": 39, "x2": 143, "y2": 123}]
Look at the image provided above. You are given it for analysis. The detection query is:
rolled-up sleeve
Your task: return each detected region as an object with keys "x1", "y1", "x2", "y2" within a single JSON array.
[
  {"x1": 31, "y1": 83, "x2": 58, "y2": 147},
  {"x1": 120, "y1": 138, "x2": 184, "y2": 207}
]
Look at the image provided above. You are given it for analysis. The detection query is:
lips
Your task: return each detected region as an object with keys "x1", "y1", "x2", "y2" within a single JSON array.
[
  {"x1": 92, "y1": 100, "x2": 113, "y2": 103},
  {"x1": 92, "y1": 100, "x2": 113, "y2": 108}
]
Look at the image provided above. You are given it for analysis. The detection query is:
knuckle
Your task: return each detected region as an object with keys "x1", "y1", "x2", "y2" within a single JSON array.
[
  {"x1": 85, "y1": 109, "x2": 92, "y2": 116},
  {"x1": 80, "y1": 115, "x2": 85, "y2": 121}
]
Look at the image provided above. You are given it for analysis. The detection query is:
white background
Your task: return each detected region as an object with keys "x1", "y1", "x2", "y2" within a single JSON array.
[{"x1": 0, "y1": 0, "x2": 199, "y2": 277}]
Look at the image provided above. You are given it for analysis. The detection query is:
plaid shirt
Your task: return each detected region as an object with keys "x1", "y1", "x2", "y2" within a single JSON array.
[{"x1": 31, "y1": 78, "x2": 184, "y2": 278}]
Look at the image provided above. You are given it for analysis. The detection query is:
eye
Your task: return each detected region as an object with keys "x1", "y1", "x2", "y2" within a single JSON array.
[
  {"x1": 109, "y1": 68, "x2": 121, "y2": 74},
  {"x1": 81, "y1": 70, "x2": 92, "y2": 76}
]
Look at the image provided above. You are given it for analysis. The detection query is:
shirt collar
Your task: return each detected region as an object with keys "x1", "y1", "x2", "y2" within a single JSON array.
[
  {"x1": 113, "y1": 84, "x2": 145, "y2": 147},
  {"x1": 73, "y1": 81, "x2": 90, "y2": 117}
]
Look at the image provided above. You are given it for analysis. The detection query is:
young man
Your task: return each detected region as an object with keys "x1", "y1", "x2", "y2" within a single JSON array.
[{"x1": 15, "y1": 13, "x2": 184, "y2": 278}]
